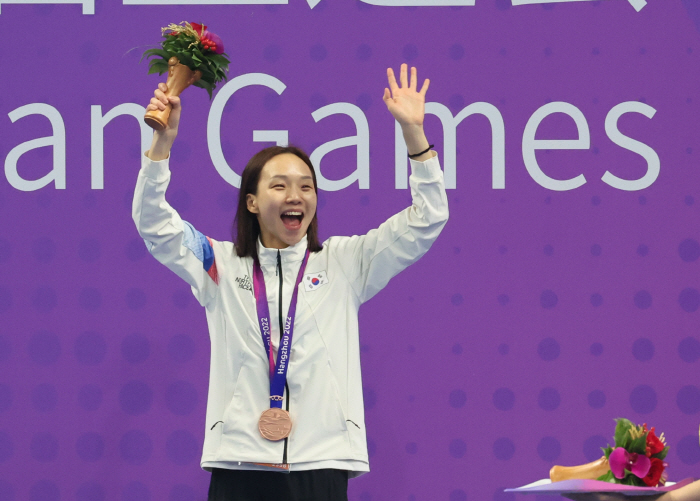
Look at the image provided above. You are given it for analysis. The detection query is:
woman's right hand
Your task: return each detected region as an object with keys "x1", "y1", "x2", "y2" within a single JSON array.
[{"x1": 146, "y1": 83, "x2": 181, "y2": 161}]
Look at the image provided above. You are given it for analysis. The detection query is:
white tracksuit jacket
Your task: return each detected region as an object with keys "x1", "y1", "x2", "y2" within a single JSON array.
[{"x1": 132, "y1": 153, "x2": 448, "y2": 476}]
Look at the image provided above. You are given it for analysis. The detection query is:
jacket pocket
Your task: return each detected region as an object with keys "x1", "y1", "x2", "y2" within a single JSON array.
[
  {"x1": 222, "y1": 364, "x2": 253, "y2": 433},
  {"x1": 325, "y1": 361, "x2": 349, "y2": 432},
  {"x1": 205, "y1": 419, "x2": 224, "y2": 458}
]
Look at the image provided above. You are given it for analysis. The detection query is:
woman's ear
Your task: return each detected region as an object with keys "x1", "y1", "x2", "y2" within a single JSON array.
[{"x1": 246, "y1": 193, "x2": 259, "y2": 214}]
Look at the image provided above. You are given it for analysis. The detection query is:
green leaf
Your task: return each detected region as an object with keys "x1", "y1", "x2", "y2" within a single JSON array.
[
  {"x1": 654, "y1": 446, "x2": 669, "y2": 460},
  {"x1": 147, "y1": 66, "x2": 166, "y2": 76},
  {"x1": 142, "y1": 27, "x2": 229, "y2": 92},
  {"x1": 629, "y1": 433, "x2": 648, "y2": 454},
  {"x1": 177, "y1": 54, "x2": 194, "y2": 69},
  {"x1": 149, "y1": 58, "x2": 168, "y2": 70},
  {"x1": 142, "y1": 48, "x2": 171, "y2": 63},
  {"x1": 140, "y1": 49, "x2": 156, "y2": 63},
  {"x1": 629, "y1": 474, "x2": 647, "y2": 487},
  {"x1": 193, "y1": 79, "x2": 214, "y2": 99},
  {"x1": 602, "y1": 446, "x2": 613, "y2": 459},
  {"x1": 597, "y1": 471, "x2": 615, "y2": 483},
  {"x1": 148, "y1": 61, "x2": 168, "y2": 75},
  {"x1": 210, "y1": 54, "x2": 230, "y2": 65},
  {"x1": 617, "y1": 470, "x2": 647, "y2": 487},
  {"x1": 614, "y1": 418, "x2": 634, "y2": 448},
  {"x1": 151, "y1": 48, "x2": 172, "y2": 60}
]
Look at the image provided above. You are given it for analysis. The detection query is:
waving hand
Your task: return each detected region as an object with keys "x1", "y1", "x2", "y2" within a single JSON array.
[
  {"x1": 383, "y1": 63, "x2": 432, "y2": 160},
  {"x1": 383, "y1": 64, "x2": 429, "y2": 127}
]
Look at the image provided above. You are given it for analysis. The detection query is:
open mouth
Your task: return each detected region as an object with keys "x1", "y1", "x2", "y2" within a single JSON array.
[{"x1": 281, "y1": 210, "x2": 304, "y2": 230}]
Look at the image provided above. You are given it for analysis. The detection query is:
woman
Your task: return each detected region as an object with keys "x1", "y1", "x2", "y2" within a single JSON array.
[{"x1": 134, "y1": 64, "x2": 448, "y2": 500}]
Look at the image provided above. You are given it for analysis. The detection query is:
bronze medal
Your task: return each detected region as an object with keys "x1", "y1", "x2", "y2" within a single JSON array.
[
  {"x1": 258, "y1": 408, "x2": 292, "y2": 441},
  {"x1": 253, "y1": 252, "x2": 309, "y2": 444}
]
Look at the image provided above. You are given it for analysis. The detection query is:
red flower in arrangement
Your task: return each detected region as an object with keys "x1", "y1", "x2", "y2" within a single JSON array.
[
  {"x1": 598, "y1": 419, "x2": 670, "y2": 487},
  {"x1": 201, "y1": 31, "x2": 224, "y2": 54},
  {"x1": 190, "y1": 22, "x2": 207, "y2": 35},
  {"x1": 644, "y1": 425, "x2": 665, "y2": 456},
  {"x1": 642, "y1": 457, "x2": 666, "y2": 487},
  {"x1": 145, "y1": 21, "x2": 230, "y2": 99},
  {"x1": 188, "y1": 21, "x2": 224, "y2": 54}
]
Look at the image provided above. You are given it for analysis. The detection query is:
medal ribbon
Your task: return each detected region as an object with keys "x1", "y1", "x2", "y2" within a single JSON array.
[{"x1": 252, "y1": 249, "x2": 309, "y2": 409}]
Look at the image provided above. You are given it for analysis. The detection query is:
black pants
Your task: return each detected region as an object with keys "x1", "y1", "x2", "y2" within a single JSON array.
[{"x1": 207, "y1": 467, "x2": 349, "y2": 501}]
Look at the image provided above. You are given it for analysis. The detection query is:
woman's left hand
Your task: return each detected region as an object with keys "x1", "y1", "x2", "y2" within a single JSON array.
[{"x1": 383, "y1": 64, "x2": 429, "y2": 127}]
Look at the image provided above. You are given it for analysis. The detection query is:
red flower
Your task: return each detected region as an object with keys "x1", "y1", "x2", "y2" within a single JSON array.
[
  {"x1": 200, "y1": 30, "x2": 224, "y2": 54},
  {"x1": 642, "y1": 457, "x2": 665, "y2": 487},
  {"x1": 190, "y1": 22, "x2": 207, "y2": 36},
  {"x1": 645, "y1": 427, "x2": 665, "y2": 456}
]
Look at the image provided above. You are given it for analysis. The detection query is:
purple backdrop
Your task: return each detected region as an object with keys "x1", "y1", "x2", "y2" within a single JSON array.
[{"x1": 1, "y1": 1, "x2": 700, "y2": 500}]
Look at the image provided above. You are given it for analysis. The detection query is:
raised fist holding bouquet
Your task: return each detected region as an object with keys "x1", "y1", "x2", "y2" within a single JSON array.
[{"x1": 142, "y1": 22, "x2": 230, "y2": 130}]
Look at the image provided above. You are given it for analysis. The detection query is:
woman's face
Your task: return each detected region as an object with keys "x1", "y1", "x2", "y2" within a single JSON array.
[{"x1": 246, "y1": 153, "x2": 317, "y2": 249}]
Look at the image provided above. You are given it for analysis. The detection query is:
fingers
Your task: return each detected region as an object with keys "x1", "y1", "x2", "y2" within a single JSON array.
[
  {"x1": 400, "y1": 63, "x2": 408, "y2": 88},
  {"x1": 147, "y1": 82, "x2": 176, "y2": 112},
  {"x1": 147, "y1": 96, "x2": 165, "y2": 112},
  {"x1": 150, "y1": 84, "x2": 169, "y2": 108},
  {"x1": 387, "y1": 65, "x2": 429, "y2": 97},
  {"x1": 148, "y1": 95, "x2": 170, "y2": 111},
  {"x1": 419, "y1": 78, "x2": 430, "y2": 97},
  {"x1": 387, "y1": 67, "x2": 399, "y2": 94},
  {"x1": 382, "y1": 87, "x2": 392, "y2": 103}
]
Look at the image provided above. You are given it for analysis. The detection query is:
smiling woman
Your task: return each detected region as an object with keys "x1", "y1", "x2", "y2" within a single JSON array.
[
  {"x1": 133, "y1": 64, "x2": 448, "y2": 501},
  {"x1": 235, "y1": 146, "x2": 322, "y2": 258}
]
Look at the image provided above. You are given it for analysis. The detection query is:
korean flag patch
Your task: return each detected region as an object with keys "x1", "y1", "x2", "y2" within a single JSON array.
[{"x1": 304, "y1": 271, "x2": 329, "y2": 292}]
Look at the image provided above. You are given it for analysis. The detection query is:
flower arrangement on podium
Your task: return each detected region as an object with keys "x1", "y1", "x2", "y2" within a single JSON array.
[
  {"x1": 549, "y1": 418, "x2": 669, "y2": 488},
  {"x1": 141, "y1": 21, "x2": 230, "y2": 130},
  {"x1": 598, "y1": 418, "x2": 669, "y2": 487}
]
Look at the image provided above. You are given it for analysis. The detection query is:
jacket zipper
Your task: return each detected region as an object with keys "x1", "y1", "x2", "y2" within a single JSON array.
[{"x1": 277, "y1": 250, "x2": 290, "y2": 465}]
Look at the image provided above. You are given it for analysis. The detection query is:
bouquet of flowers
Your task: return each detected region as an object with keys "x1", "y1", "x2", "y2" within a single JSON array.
[
  {"x1": 598, "y1": 418, "x2": 669, "y2": 487},
  {"x1": 142, "y1": 21, "x2": 230, "y2": 98}
]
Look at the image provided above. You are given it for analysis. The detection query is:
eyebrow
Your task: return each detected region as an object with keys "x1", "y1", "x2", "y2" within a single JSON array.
[{"x1": 269, "y1": 175, "x2": 314, "y2": 181}]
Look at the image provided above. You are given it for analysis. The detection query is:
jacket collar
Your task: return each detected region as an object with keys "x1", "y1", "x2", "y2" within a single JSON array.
[{"x1": 256, "y1": 236, "x2": 308, "y2": 267}]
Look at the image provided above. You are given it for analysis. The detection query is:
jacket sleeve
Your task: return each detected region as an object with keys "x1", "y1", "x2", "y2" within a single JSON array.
[
  {"x1": 132, "y1": 154, "x2": 219, "y2": 307},
  {"x1": 329, "y1": 153, "x2": 449, "y2": 304}
]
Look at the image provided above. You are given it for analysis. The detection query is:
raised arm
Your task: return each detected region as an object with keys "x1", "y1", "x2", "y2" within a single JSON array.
[
  {"x1": 133, "y1": 84, "x2": 219, "y2": 307},
  {"x1": 329, "y1": 65, "x2": 447, "y2": 303},
  {"x1": 145, "y1": 83, "x2": 181, "y2": 161},
  {"x1": 383, "y1": 63, "x2": 433, "y2": 162}
]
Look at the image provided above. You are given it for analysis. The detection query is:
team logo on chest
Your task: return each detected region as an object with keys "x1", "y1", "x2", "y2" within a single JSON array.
[
  {"x1": 303, "y1": 271, "x2": 329, "y2": 292},
  {"x1": 235, "y1": 275, "x2": 252, "y2": 292}
]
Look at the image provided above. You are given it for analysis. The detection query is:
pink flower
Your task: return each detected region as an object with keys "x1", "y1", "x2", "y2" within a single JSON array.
[{"x1": 609, "y1": 447, "x2": 651, "y2": 479}]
